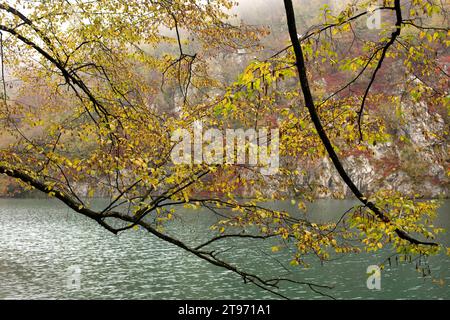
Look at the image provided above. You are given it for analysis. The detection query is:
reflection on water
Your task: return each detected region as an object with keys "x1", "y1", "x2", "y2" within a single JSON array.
[{"x1": 0, "y1": 199, "x2": 448, "y2": 299}]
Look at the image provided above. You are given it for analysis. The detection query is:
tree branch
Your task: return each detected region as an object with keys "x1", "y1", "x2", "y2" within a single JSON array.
[
  {"x1": 357, "y1": 0, "x2": 403, "y2": 141},
  {"x1": 0, "y1": 163, "x2": 334, "y2": 299},
  {"x1": 283, "y1": 0, "x2": 437, "y2": 247}
]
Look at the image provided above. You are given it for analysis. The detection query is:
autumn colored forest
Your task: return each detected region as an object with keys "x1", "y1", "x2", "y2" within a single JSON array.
[{"x1": 1, "y1": 0, "x2": 448, "y2": 199}]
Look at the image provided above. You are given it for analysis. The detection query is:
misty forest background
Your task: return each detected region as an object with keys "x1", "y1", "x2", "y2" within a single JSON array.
[{"x1": 0, "y1": 0, "x2": 448, "y2": 199}]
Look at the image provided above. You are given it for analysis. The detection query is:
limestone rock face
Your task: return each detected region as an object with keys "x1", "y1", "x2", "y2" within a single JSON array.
[{"x1": 299, "y1": 100, "x2": 448, "y2": 198}]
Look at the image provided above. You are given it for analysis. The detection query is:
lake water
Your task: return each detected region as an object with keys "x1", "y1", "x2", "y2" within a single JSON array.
[{"x1": 0, "y1": 198, "x2": 448, "y2": 300}]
